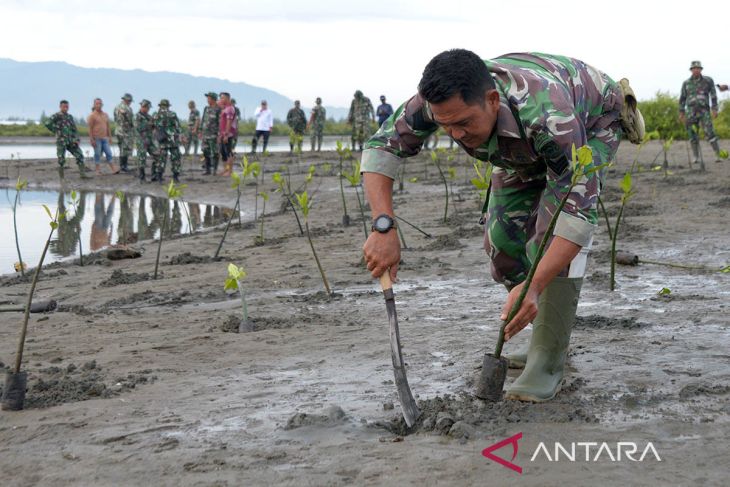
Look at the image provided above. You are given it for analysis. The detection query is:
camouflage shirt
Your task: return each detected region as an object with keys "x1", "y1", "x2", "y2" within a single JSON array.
[
  {"x1": 311, "y1": 104, "x2": 327, "y2": 130},
  {"x1": 153, "y1": 108, "x2": 181, "y2": 144},
  {"x1": 286, "y1": 107, "x2": 307, "y2": 133},
  {"x1": 201, "y1": 105, "x2": 221, "y2": 139},
  {"x1": 362, "y1": 52, "x2": 623, "y2": 247},
  {"x1": 114, "y1": 102, "x2": 135, "y2": 136},
  {"x1": 135, "y1": 111, "x2": 155, "y2": 143},
  {"x1": 44, "y1": 112, "x2": 79, "y2": 143},
  {"x1": 187, "y1": 108, "x2": 201, "y2": 132},
  {"x1": 349, "y1": 96, "x2": 375, "y2": 124},
  {"x1": 679, "y1": 75, "x2": 718, "y2": 113}
]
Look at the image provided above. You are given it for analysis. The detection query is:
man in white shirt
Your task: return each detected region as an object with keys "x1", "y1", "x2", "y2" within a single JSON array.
[{"x1": 251, "y1": 100, "x2": 273, "y2": 153}]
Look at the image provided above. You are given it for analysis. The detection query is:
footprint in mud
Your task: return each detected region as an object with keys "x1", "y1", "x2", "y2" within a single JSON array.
[
  {"x1": 574, "y1": 315, "x2": 649, "y2": 330},
  {"x1": 99, "y1": 269, "x2": 151, "y2": 287},
  {"x1": 284, "y1": 405, "x2": 348, "y2": 430},
  {"x1": 678, "y1": 383, "x2": 730, "y2": 399}
]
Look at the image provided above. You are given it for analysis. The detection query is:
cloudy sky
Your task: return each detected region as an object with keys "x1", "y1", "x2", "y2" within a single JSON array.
[{"x1": 1, "y1": 0, "x2": 728, "y2": 108}]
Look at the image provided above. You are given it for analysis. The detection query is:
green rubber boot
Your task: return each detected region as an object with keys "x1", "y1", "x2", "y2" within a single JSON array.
[
  {"x1": 505, "y1": 277, "x2": 583, "y2": 402},
  {"x1": 505, "y1": 341, "x2": 530, "y2": 369}
]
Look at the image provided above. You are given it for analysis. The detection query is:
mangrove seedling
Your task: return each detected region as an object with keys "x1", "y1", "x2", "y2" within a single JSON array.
[
  {"x1": 224, "y1": 263, "x2": 253, "y2": 332},
  {"x1": 336, "y1": 140, "x2": 351, "y2": 226},
  {"x1": 430, "y1": 149, "x2": 450, "y2": 222},
  {"x1": 2, "y1": 204, "x2": 64, "y2": 410},
  {"x1": 256, "y1": 191, "x2": 269, "y2": 245},
  {"x1": 470, "y1": 159, "x2": 492, "y2": 211},
  {"x1": 273, "y1": 171, "x2": 304, "y2": 236},
  {"x1": 11, "y1": 177, "x2": 27, "y2": 276},
  {"x1": 661, "y1": 137, "x2": 674, "y2": 175},
  {"x1": 610, "y1": 171, "x2": 635, "y2": 291},
  {"x1": 343, "y1": 160, "x2": 368, "y2": 239},
  {"x1": 68, "y1": 190, "x2": 84, "y2": 266},
  {"x1": 241, "y1": 155, "x2": 261, "y2": 225},
  {"x1": 154, "y1": 181, "x2": 185, "y2": 279},
  {"x1": 295, "y1": 191, "x2": 332, "y2": 295}
]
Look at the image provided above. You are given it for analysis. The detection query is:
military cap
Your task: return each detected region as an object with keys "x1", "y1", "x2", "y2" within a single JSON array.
[
  {"x1": 158, "y1": 99, "x2": 170, "y2": 107},
  {"x1": 122, "y1": 93, "x2": 133, "y2": 101},
  {"x1": 204, "y1": 92, "x2": 218, "y2": 100},
  {"x1": 140, "y1": 99, "x2": 151, "y2": 107},
  {"x1": 690, "y1": 61, "x2": 703, "y2": 70},
  {"x1": 355, "y1": 90, "x2": 363, "y2": 97}
]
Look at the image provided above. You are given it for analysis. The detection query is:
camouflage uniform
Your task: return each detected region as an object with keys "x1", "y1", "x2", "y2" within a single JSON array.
[
  {"x1": 135, "y1": 102, "x2": 161, "y2": 181},
  {"x1": 114, "y1": 99, "x2": 135, "y2": 170},
  {"x1": 232, "y1": 104, "x2": 241, "y2": 151},
  {"x1": 310, "y1": 102, "x2": 327, "y2": 151},
  {"x1": 44, "y1": 111, "x2": 85, "y2": 171},
  {"x1": 362, "y1": 52, "x2": 623, "y2": 287},
  {"x1": 153, "y1": 101, "x2": 182, "y2": 182},
  {"x1": 286, "y1": 105, "x2": 307, "y2": 152},
  {"x1": 201, "y1": 103, "x2": 221, "y2": 173},
  {"x1": 184, "y1": 107, "x2": 201, "y2": 156},
  {"x1": 679, "y1": 72, "x2": 721, "y2": 160},
  {"x1": 348, "y1": 91, "x2": 375, "y2": 150}
]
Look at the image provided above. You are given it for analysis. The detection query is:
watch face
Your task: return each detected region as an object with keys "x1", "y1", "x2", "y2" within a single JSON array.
[{"x1": 374, "y1": 215, "x2": 393, "y2": 232}]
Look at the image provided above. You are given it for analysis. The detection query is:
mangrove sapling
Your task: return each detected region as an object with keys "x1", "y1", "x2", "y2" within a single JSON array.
[
  {"x1": 661, "y1": 137, "x2": 674, "y2": 174},
  {"x1": 224, "y1": 263, "x2": 253, "y2": 332},
  {"x1": 154, "y1": 181, "x2": 185, "y2": 279},
  {"x1": 11, "y1": 177, "x2": 27, "y2": 276},
  {"x1": 256, "y1": 191, "x2": 269, "y2": 245},
  {"x1": 295, "y1": 191, "x2": 332, "y2": 295},
  {"x1": 68, "y1": 190, "x2": 84, "y2": 266},
  {"x1": 2, "y1": 204, "x2": 64, "y2": 410},
  {"x1": 610, "y1": 172, "x2": 635, "y2": 291},
  {"x1": 470, "y1": 159, "x2": 492, "y2": 212},
  {"x1": 597, "y1": 195, "x2": 613, "y2": 242},
  {"x1": 335, "y1": 141, "x2": 351, "y2": 226},
  {"x1": 343, "y1": 161, "x2": 368, "y2": 240},
  {"x1": 431, "y1": 150, "x2": 450, "y2": 222},
  {"x1": 272, "y1": 172, "x2": 304, "y2": 236}
]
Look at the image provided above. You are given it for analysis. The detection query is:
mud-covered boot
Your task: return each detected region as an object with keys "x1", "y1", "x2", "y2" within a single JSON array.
[
  {"x1": 120, "y1": 156, "x2": 130, "y2": 173},
  {"x1": 250, "y1": 138, "x2": 257, "y2": 154},
  {"x1": 505, "y1": 277, "x2": 583, "y2": 402},
  {"x1": 690, "y1": 140, "x2": 699, "y2": 164},
  {"x1": 58, "y1": 165, "x2": 65, "y2": 180},
  {"x1": 203, "y1": 155, "x2": 212, "y2": 175},
  {"x1": 78, "y1": 164, "x2": 89, "y2": 179}
]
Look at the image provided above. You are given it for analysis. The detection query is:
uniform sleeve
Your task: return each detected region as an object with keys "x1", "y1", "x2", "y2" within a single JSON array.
[
  {"x1": 361, "y1": 93, "x2": 438, "y2": 179},
  {"x1": 679, "y1": 81, "x2": 687, "y2": 113},
  {"x1": 530, "y1": 108, "x2": 598, "y2": 248},
  {"x1": 708, "y1": 78, "x2": 718, "y2": 110},
  {"x1": 44, "y1": 114, "x2": 56, "y2": 132}
]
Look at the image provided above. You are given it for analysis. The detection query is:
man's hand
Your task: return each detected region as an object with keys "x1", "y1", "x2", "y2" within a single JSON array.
[
  {"x1": 718, "y1": 84, "x2": 729, "y2": 92},
  {"x1": 679, "y1": 113, "x2": 686, "y2": 124},
  {"x1": 363, "y1": 229, "x2": 400, "y2": 281},
  {"x1": 501, "y1": 282, "x2": 540, "y2": 341}
]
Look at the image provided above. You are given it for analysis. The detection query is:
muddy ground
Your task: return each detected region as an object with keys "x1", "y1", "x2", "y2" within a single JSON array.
[{"x1": 0, "y1": 141, "x2": 729, "y2": 486}]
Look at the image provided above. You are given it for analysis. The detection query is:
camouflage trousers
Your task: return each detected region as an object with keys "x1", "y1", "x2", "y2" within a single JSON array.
[
  {"x1": 157, "y1": 142, "x2": 182, "y2": 177},
  {"x1": 184, "y1": 130, "x2": 199, "y2": 155},
  {"x1": 351, "y1": 122, "x2": 371, "y2": 148},
  {"x1": 56, "y1": 139, "x2": 84, "y2": 168},
  {"x1": 202, "y1": 136, "x2": 219, "y2": 165},
  {"x1": 136, "y1": 140, "x2": 161, "y2": 169},
  {"x1": 483, "y1": 125, "x2": 620, "y2": 287},
  {"x1": 685, "y1": 108, "x2": 718, "y2": 144},
  {"x1": 311, "y1": 127, "x2": 324, "y2": 151},
  {"x1": 117, "y1": 135, "x2": 134, "y2": 158}
]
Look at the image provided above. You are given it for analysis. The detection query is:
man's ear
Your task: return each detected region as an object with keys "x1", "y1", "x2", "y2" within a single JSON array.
[{"x1": 485, "y1": 89, "x2": 500, "y2": 109}]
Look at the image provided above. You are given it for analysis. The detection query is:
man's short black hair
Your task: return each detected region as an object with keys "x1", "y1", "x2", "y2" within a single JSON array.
[
  {"x1": 60, "y1": 100, "x2": 69, "y2": 105},
  {"x1": 418, "y1": 49, "x2": 495, "y2": 105},
  {"x1": 220, "y1": 92, "x2": 231, "y2": 98}
]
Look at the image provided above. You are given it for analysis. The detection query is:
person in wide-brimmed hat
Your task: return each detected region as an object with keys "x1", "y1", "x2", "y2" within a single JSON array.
[{"x1": 679, "y1": 61, "x2": 725, "y2": 163}]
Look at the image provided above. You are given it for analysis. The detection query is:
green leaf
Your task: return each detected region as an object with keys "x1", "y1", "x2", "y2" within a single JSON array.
[
  {"x1": 15, "y1": 177, "x2": 28, "y2": 191},
  {"x1": 409, "y1": 177, "x2": 418, "y2": 183},
  {"x1": 259, "y1": 191, "x2": 269, "y2": 201},
  {"x1": 576, "y1": 145, "x2": 593, "y2": 167},
  {"x1": 42, "y1": 204, "x2": 53, "y2": 220},
  {"x1": 50, "y1": 221, "x2": 58, "y2": 230},
  {"x1": 430, "y1": 151, "x2": 438, "y2": 162},
  {"x1": 447, "y1": 167, "x2": 457, "y2": 180},
  {"x1": 620, "y1": 172, "x2": 633, "y2": 195},
  {"x1": 272, "y1": 172, "x2": 283, "y2": 185},
  {"x1": 70, "y1": 189, "x2": 78, "y2": 200},
  {"x1": 719, "y1": 265, "x2": 730, "y2": 273},
  {"x1": 224, "y1": 277, "x2": 239, "y2": 291},
  {"x1": 657, "y1": 287, "x2": 671, "y2": 296}
]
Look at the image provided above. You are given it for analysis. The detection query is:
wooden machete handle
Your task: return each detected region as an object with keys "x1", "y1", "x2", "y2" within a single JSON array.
[{"x1": 379, "y1": 272, "x2": 392, "y2": 292}]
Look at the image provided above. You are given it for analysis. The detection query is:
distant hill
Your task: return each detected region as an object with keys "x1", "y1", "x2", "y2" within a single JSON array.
[{"x1": 0, "y1": 58, "x2": 348, "y2": 121}]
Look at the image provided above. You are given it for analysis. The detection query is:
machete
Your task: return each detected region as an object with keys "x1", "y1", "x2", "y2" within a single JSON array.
[{"x1": 379, "y1": 273, "x2": 421, "y2": 427}]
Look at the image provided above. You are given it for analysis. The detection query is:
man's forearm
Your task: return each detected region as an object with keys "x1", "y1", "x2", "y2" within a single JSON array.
[
  {"x1": 363, "y1": 172, "x2": 395, "y2": 218},
  {"x1": 529, "y1": 236, "x2": 581, "y2": 293}
]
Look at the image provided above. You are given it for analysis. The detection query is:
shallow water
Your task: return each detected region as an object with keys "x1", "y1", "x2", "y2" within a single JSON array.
[{"x1": 0, "y1": 188, "x2": 237, "y2": 274}]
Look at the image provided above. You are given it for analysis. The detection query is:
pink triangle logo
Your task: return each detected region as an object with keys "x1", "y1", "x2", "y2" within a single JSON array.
[{"x1": 482, "y1": 432, "x2": 523, "y2": 474}]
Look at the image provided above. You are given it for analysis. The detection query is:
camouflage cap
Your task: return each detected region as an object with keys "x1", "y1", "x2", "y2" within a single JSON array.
[
  {"x1": 140, "y1": 99, "x2": 151, "y2": 107},
  {"x1": 122, "y1": 93, "x2": 133, "y2": 101},
  {"x1": 158, "y1": 99, "x2": 170, "y2": 107},
  {"x1": 690, "y1": 60, "x2": 703, "y2": 70},
  {"x1": 204, "y1": 92, "x2": 218, "y2": 100},
  {"x1": 354, "y1": 90, "x2": 363, "y2": 97}
]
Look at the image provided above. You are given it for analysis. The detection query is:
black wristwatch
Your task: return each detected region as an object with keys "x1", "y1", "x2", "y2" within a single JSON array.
[{"x1": 371, "y1": 214, "x2": 396, "y2": 233}]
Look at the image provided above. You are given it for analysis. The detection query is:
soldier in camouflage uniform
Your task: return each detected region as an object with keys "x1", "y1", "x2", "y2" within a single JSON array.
[
  {"x1": 152, "y1": 99, "x2": 182, "y2": 183},
  {"x1": 199, "y1": 92, "x2": 220, "y2": 175},
  {"x1": 231, "y1": 98, "x2": 241, "y2": 151},
  {"x1": 184, "y1": 100, "x2": 201, "y2": 156},
  {"x1": 113, "y1": 93, "x2": 135, "y2": 172},
  {"x1": 362, "y1": 50, "x2": 625, "y2": 403},
  {"x1": 308, "y1": 97, "x2": 327, "y2": 151},
  {"x1": 286, "y1": 100, "x2": 307, "y2": 153},
  {"x1": 135, "y1": 99, "x2": 161, "y2": 182},
  {"x1": 679, "y1": 61, "x2": 723, "y2": 163},
  {"x1": 348, "y1": 90, "x2": 375, "y2": 151},
  {"x1": 44, "y1": 100, "x2": 88, "y2": 179}
]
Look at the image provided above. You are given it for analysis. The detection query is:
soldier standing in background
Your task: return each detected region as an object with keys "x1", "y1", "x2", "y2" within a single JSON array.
[
  {"x1": 231, "y1": 98, "x2": 241, "y2": 152},
  {"x1": 308, "y1": 97, "x2": 326, "y2": 152},
  {"x1": 114, "y1": 93, "x2": 135, "y2": 172},
  {"x1": 200, "y1": 92, "x2": 220, "y2": 175},
  {"x1": 44, "y1": 100, "x2": 88, "y2": 179},
  {"x1": 348, "y1": 90, "x2": 375, "y2": 151},
  {"x1": 135, "y1": 99, "x2": 160, "y2": 182},
  {"x1": 679, "y1": 61, "x2": 723, "y2": 163},
  {"x1": 184, "y1": 100, "x2": 201, "y2": 157},
  {"x1": 152, "y1": 99, "x2": 182, "y2": 183},
  {"x1": 286, "y1": 100, "x2": 307, "y2": 153}
]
